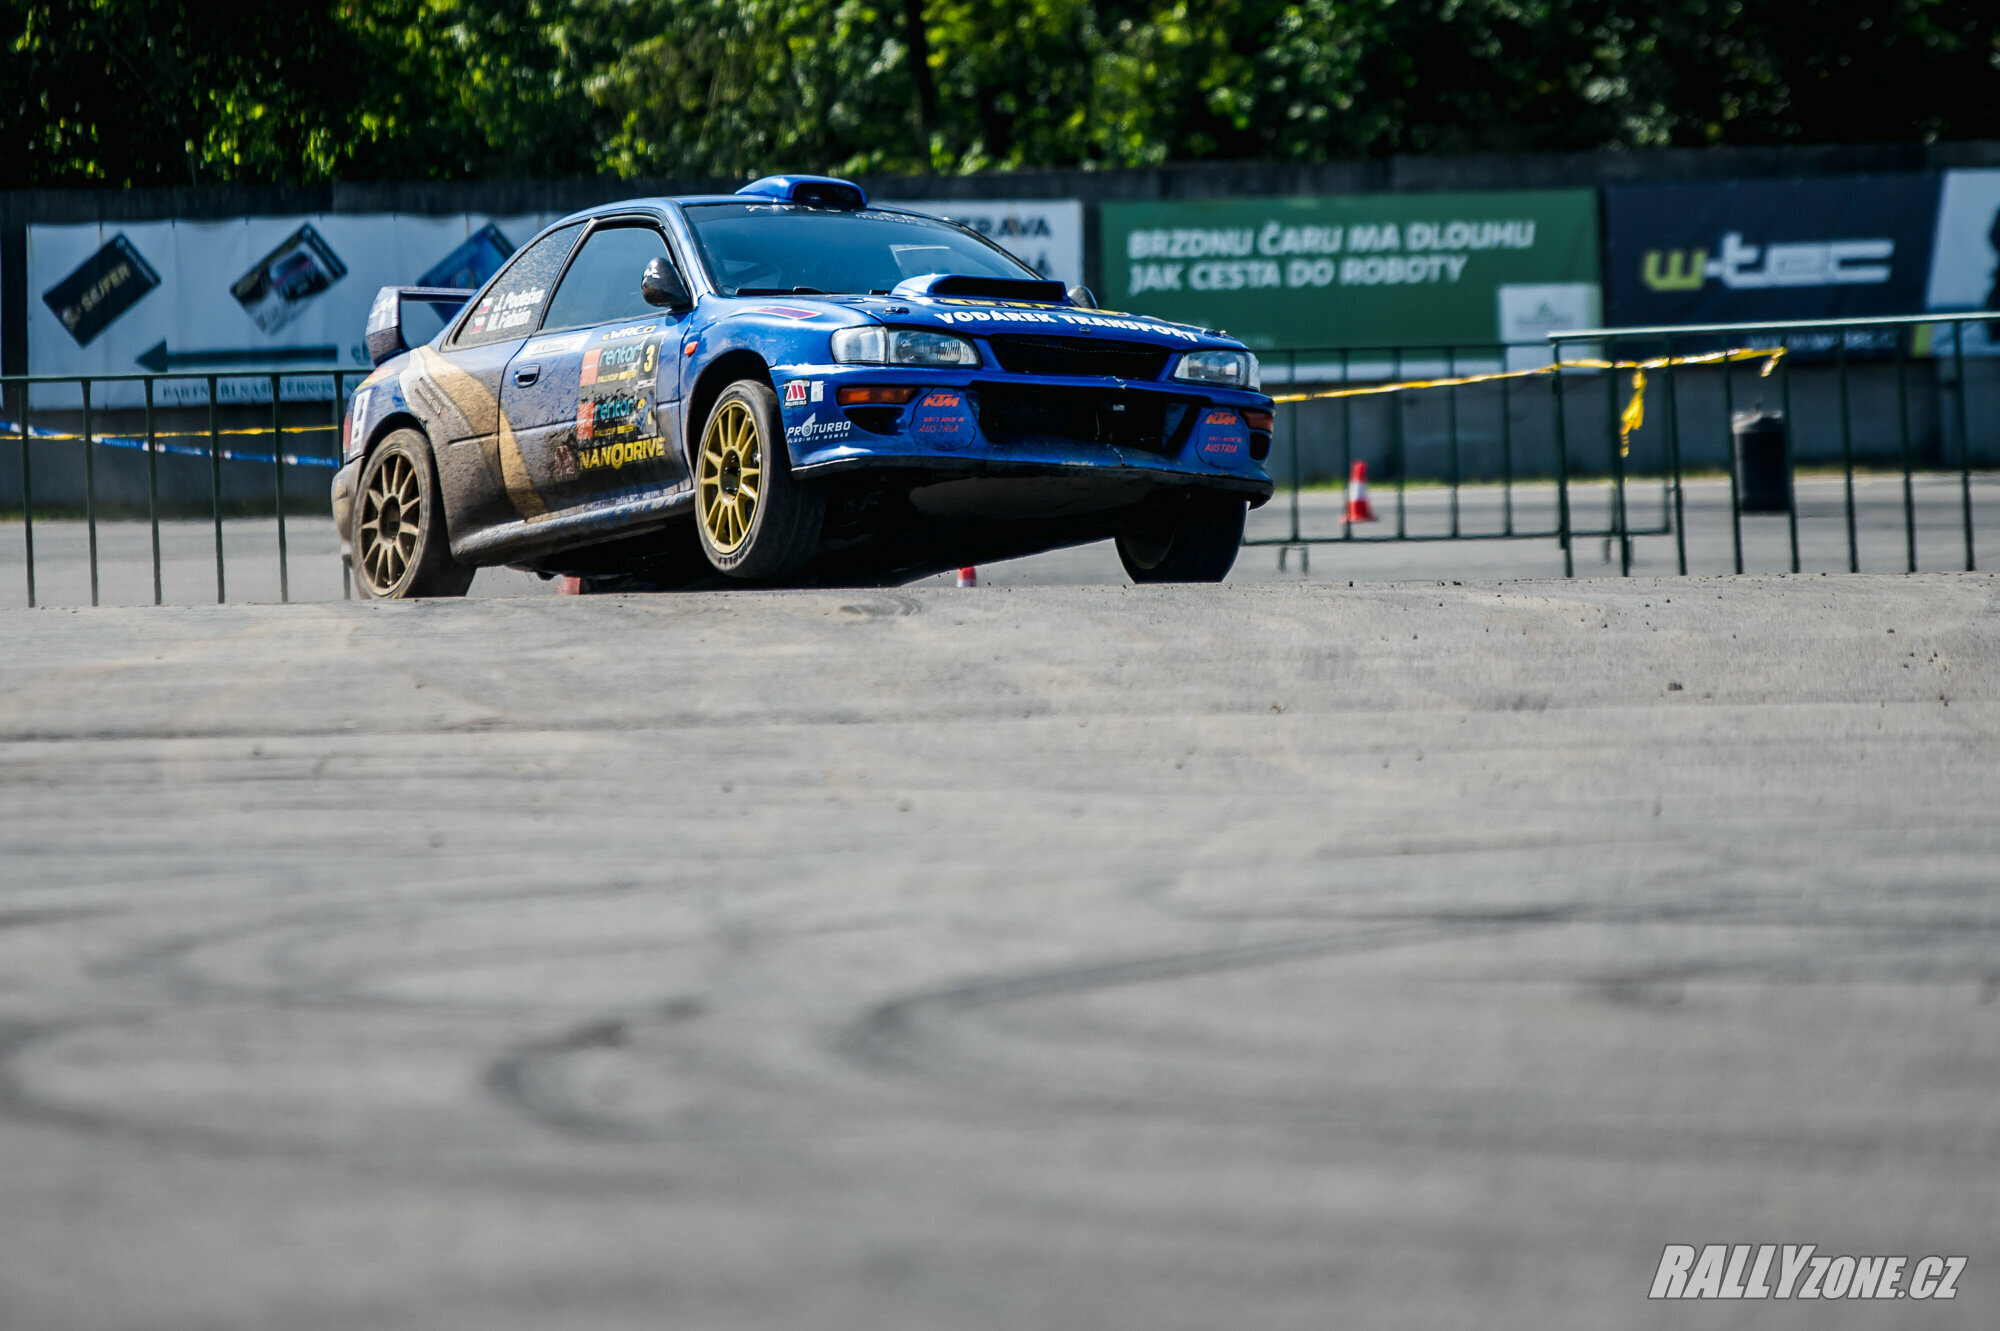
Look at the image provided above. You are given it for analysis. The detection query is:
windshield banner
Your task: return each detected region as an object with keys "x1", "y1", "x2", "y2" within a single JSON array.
[
  {"x1": 1098, "y1": 190, "x2": 1600, "y2": 361},
  {"x1": 1603, "y1": 175, "x2": 1942, "y2": 355}
]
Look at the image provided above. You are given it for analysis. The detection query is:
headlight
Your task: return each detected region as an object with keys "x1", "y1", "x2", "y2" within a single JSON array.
[
  {"x1": 831, "y1": 325, "x2": 980, "y2": 367},
  {"x1": 1174, "y1": 349, "x2": 1259, "y2": 390}
]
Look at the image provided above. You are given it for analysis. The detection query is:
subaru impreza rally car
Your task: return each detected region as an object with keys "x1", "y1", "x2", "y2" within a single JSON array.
[{"x1": 332, "y1": 175, "x2": 1274, "y2": 597}]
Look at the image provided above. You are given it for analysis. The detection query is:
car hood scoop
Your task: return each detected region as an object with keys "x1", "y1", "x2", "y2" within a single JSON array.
[{"x1": 890, "y1": 273, "x2": 1070, "y2": 304}]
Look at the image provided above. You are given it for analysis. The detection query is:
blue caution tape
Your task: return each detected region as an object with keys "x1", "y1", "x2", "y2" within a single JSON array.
[{"x1": 0, "y1": 419, "x2": 340, "y2": 469}]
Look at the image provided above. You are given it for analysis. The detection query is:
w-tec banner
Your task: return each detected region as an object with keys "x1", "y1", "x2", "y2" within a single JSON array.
[
  {"x1": 1099, "y1": 191, "x2": 1600, "y2": 353},
  {"x1": 1604, "y1": 176, "x2": 1943, "y2": 353}
]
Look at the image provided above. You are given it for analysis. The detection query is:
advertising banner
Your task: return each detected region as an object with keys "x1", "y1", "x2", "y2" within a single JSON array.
[
  {"x1": 1603, "y1": 175, "x2": 1942, "y2": 354},
  {"x1": 1098, "y1": 191, "x2": 1600, "y2": 365},
  {"x1": 873, "y1": 198, "x2": 1084, "y2": 288},
  {"x1": 27, "y1": 213, "x2": 563, "y2": 407},
  {"x1": 1925, "y1": 169, "x2": 2000, "y2": 355}
]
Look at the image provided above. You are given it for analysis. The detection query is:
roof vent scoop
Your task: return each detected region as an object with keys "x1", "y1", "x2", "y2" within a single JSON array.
[{"x1": 736, "y1": 175, "x2": 868, "y2": 209}]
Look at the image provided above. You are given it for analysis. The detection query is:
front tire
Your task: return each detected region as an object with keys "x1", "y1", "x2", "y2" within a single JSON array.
[
  {"x1": 695, "y1": 380, "x2": 824, "y2": 580},
  {"x1": 353, "y1": 430, "x2": 475, "y2": 599},
  {"x1": 1116, "y1": 490, "x2": 1246, "y2": 583}
]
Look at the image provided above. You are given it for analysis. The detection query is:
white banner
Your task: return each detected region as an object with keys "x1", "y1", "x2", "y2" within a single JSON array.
[
  {"x1": 873, "y1": 199, "x2": 1085, "y2": 290},
  {"x1": 27, "y1": 199, "x2": 1088, "y2": 409},
  {"x1": 27, "y1": 213, "x2": 559, "y2": 406},
  {"x1": 1925, "y1": 169, "x2": 2000, "y2": 355}
]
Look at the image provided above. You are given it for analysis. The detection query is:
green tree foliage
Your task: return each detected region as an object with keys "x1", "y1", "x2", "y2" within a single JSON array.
[{"x1": 6, "y1": 0, "x2": 1999, "y2": 187}]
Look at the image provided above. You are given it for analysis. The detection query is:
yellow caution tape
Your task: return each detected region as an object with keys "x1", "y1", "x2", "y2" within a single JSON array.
[
  {"x1": 11, "y1": 423, "x2": 335, "y2": 443},
  {"x1": 1271, "y1": 345, "x2": 1787, "y2": 457}
]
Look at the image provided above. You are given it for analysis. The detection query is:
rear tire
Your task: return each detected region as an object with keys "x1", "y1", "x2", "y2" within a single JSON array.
[
  {"x1": 353, "y1": 430, "x2": 475, "y2": 599},
  {"x1": 695, "y1": 380, "x2": 824, "y2": 581},
  {"x1": 1116, "y1": 490, "x2": 1246, "y2": 583}
]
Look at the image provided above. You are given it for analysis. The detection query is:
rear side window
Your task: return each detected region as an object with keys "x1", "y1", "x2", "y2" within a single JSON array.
[
  {"x1": 453, "y1": 221, "x2": 584, "y2": 348},
  {"x1": 539, "y1": 225, "x2": 677, "y2": 332}
]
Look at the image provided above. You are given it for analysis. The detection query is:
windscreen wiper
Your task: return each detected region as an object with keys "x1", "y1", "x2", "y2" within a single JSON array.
[{"x1": 733, "y1": 286, "x2": 831, "y2": 296}]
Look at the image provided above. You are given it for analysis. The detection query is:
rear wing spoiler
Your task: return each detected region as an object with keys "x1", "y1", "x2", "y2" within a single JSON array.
[{"x1": 365, "y1": 286, "x2": 476, "y2": 366}]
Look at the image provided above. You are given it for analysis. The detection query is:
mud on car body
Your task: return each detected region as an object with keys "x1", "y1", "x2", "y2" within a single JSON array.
[{"x1": 332, "y1": 175, "x2": 1275, "y2": 597}]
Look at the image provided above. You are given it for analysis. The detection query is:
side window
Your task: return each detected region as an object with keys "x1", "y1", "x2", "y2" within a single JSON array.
[
  {"x1": 452, "y1": 222, "x2": 584, "y2": 349},
  {"x1": 539, "y1": 225, "x2": 677, "y2": 332}
]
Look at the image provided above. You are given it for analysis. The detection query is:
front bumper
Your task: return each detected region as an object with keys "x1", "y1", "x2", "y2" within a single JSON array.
[
  {"x1": 330, "y1": 458, "x2": 361, "y2": 565},
  {"x1": 771, "y1": 365, "x2": 1275, "y2": 505}
]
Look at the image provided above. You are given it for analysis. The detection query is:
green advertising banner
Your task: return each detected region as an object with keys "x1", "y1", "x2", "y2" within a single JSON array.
[{"x1": 1101, "y1": 190, "x2": 1601, "y2": 353}]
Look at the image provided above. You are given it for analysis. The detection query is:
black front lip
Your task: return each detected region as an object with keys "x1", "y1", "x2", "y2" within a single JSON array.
[{"x1": 790, "y1": 453, "x2": 1274, "y2": 505}]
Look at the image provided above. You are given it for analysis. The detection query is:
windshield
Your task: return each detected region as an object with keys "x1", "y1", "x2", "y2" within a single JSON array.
[{"x1": 683, "y1": 203, "x2": 1039, "y2": 296}]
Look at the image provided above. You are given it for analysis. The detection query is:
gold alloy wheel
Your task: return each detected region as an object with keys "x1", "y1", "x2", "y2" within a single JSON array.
[
  {"x1": 358, "y1": 448, "x2": 424, "y2": 594},
  {"x1": 697, "y1": 398, "x2": 762, "y2": 553}
]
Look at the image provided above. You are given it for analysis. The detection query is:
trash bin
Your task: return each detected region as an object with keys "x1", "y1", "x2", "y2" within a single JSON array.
[{"x1": 1732, "y1": 408, "x2": 1790, "y2": 513}]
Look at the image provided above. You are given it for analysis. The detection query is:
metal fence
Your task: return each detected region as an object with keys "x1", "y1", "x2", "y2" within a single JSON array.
[
  {"x1": 3, "y1": 314, "x2": 1995, "y2": 607},
  {"x1": 3, "y1": 369, "x2": 352, "y2": 607},
  {"x1": 1250, "y1": 312, "x2": 1998, "y2": 578}
]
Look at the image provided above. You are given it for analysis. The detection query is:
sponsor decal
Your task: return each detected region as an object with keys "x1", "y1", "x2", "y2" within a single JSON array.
[
  {"x1": 600, "y1": 322, "x2": 657, "y2": 341},
  {"x1": 579, "y1": 437, "x2": 667, "y2": 471},
  {"x1": 42, "y1": 235, "x2": 162, "y2": 348},
  {"x1": 909, "y1": 390, "x2": 977, "y2": 450},
  {"x1": 342, "y1": 387, "x2": 375, "y2": 460},
  {"x1": 928, "y1": 307, "x2": 1207, "y2": 342},
  {"x1": 1649, "y1": 1246, "x2": 1963, "y2": 1301},
  {"x1": 1195, "y1": 408, "x2": 1250, "y2": 468},
  {"x1": 755, "y1": 305, "x2": 824, "y2": 320},
  {"x1": 810, "y1": 380, "x2": 824, "y2": 403},
  {"x1": 581, "y1": 339, "x2": 656, "y2": 388},
  {"x1": 488, "y1": 286, "x2": 547, "y2": 334},
  {"x1": 523, "y1": 331, "x2": 590, "y2": 357},
  {"x1": 784, "y1": 418, "x2": 853, "y2": 445},
  {"x1": 575, "y1": 391, "x2": 651, "y2": 450},
  {"x1": 783, "y1": 379, "x2": 810, "y2": 407}
]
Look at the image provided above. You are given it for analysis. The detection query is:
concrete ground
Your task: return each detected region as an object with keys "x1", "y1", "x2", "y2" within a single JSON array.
[
  {"x1": 1, "y1": 574, "x2": 1996, "y2": 1329},
  {"x1": 3, "y1": 473, "x2": 1997, "y2": 607}
]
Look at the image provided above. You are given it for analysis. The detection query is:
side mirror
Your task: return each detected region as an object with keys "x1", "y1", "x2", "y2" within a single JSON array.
[
  {"x1": 1067, "y1": 285, "x2": 1097, "y2": 309},
  {"x1": 642, "y1": 258, "x2": 692, "y2": 311}
]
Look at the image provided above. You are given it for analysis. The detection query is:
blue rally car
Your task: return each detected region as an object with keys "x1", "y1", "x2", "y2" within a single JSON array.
[{"x1": 333, "y1": 175, "x2": 1274, "y2": 597}]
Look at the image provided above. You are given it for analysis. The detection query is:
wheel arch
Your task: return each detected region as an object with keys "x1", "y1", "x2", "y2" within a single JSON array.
[
  {"x1": 364, "y1": 411, "x2": 430, "y2": 461},
  {"x1": 683, "y1": 350, "x2": 773, "y2": 467}
]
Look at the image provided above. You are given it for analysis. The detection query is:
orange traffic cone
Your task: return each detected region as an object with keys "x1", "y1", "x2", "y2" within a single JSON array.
[
  {"x1": 956, "y1": 566, "x2": 978, "y2": 588},
  {"x1": 1346, "y1": 461, "x2": 1379, "y2": 523},
  {"x1": 557, "y1": 576, "x2": 584, "y2": 595}
]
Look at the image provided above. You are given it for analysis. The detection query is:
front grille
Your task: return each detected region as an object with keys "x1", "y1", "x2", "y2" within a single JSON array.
[
  {"x1": 986, "y1": 335, "x2": 1171, "y2": 381},
  {"x1": 971, "y1": 384, "x2": 1197, "y2": 453}
]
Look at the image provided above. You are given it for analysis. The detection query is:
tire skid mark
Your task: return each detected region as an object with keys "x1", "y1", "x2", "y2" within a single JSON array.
[
  {"x1": 486, "y1": 999, "x2": 706, "y2": 1141},
  {"x1": 824, "y1": 906, "x2": 2000, "y2": 1165}
]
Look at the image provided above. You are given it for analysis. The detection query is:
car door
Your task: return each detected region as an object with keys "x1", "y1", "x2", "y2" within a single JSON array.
[
  {"x1": 500, "y1": 219, "x2": 692, "y2": 516},
  {"x1": 417, "y1": 220, "x2": 584, "y2": 541}
]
